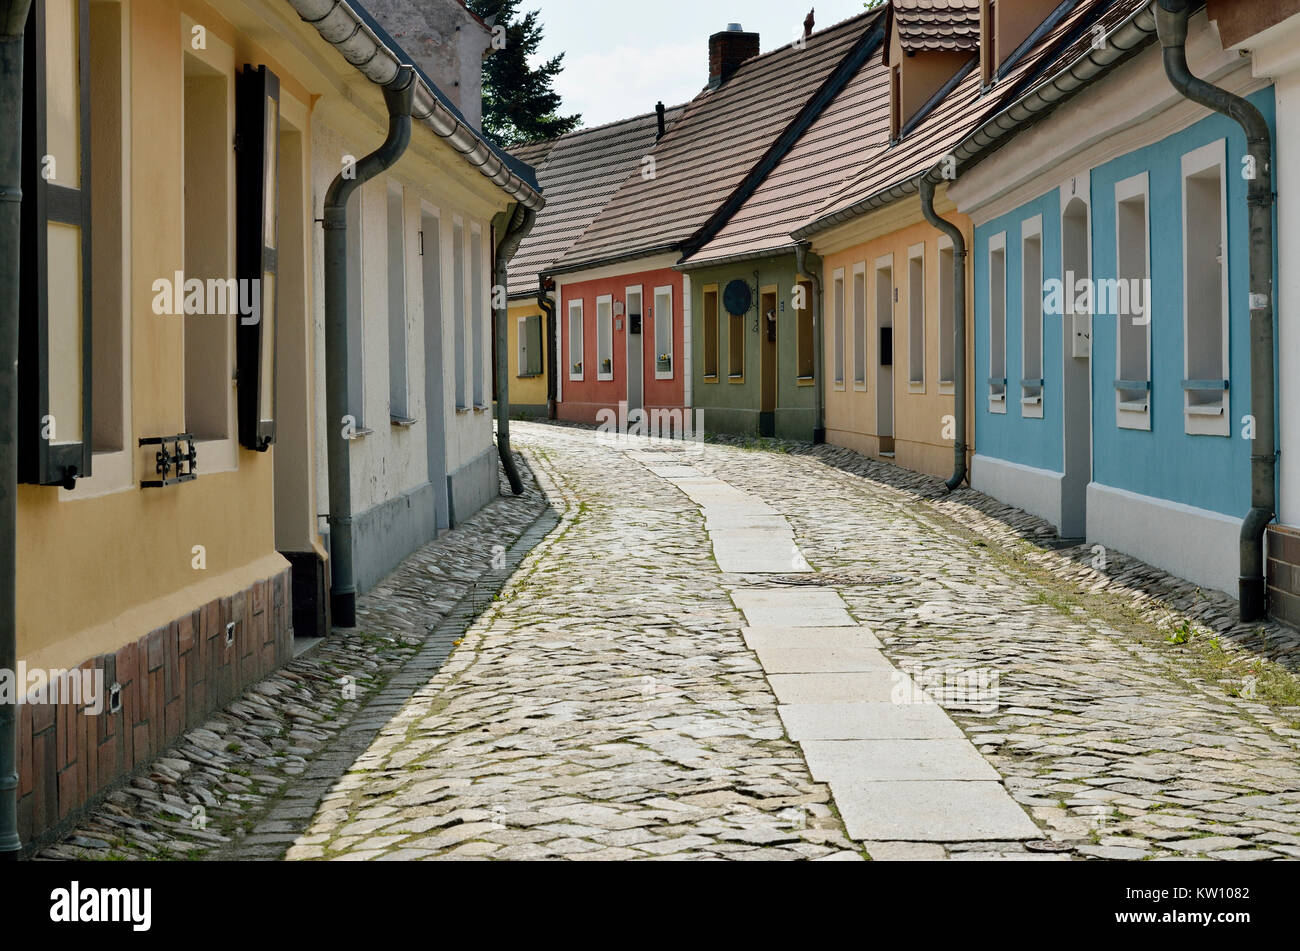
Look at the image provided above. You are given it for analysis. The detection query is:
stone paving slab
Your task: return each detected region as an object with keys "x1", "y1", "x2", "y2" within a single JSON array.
[
  {"x1": 755, "y1": 647, "x2": 893, "y2": 674},
  {"x1": 712, "y1": 530, "x2": 809, "y2": 574},
  {"x1": 831, "y1": 780, "x2": 1043, "y2": 842},
  {"x1": 802, "y1": 740, "x2": 1001, "y2": 783},
  {"x1": 733, "y1": 589, "x2": 857, "y2": 628},
  {"x1": 743, "y1": 626, "x2": 883, "y2": 650},
  {"x1": 779, "y1": 703, "x2": 966, "y2": 740},
  {"x1": 767, "y1": 672, "x2": 905, "y2": 704}
]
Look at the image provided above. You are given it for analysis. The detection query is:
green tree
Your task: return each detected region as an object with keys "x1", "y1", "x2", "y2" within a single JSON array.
[{"x1": 467, "y1": 0, "x2": 581, "y2": 148}]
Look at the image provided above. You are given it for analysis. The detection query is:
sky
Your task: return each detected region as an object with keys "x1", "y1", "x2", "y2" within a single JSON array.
[{"x1": 529, "y1": 0, "x2": 872, "y2": 129}]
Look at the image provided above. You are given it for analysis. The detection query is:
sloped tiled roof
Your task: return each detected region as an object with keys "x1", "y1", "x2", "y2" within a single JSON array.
[
  {"x1": 552, "y1": 10, "x2": 885, "y2": 274},
  {"x1": 796, "y1": 0, "x2": 1149, "y2": 236},
  {"x1": 684, "y1": 27, "x2": 891, "y2": 266},
  {"x1": 506, "y1": 106, "x2": 686, "y2": 298},
  {"x1": 892, "y1": 0, "x2": 981, "y2": 55}
]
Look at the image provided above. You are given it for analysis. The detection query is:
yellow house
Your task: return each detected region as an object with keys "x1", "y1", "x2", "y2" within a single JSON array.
[
  {"x1": 4, "y1": 0, "x2": 539, "y2": 850},
  {"x1": 792, "y1": 2, "x2": 982, "y2": 482},
  {"x1": 811, "y1": 191, "x2": 975, "y2": 479},
  {"x1": 504, "y1": 300, "x2": 550, "y2": 417}
]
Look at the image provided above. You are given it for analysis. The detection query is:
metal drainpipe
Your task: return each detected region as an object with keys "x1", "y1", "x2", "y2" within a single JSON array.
[
  {"x1": 1156, "y1": 1, "x2": 1276, "y2": 621},
  {"x1": 537, "y1": 276, "x2": 557, "y2": 419},
  {"x1": 494, "y1": 204, "x2": 537, "y2": 496},
  {"x1": 920, "y1": 176, "x2": 969, "y2": 491},
  {"x1": 794, "y1": 243, "x2": 826, "y2": 444},
  {"x1": 0, "y1": 0, "x2": 33, "y2": 862},
  {"x1": 323, "y1": 65, "x2": 416, "y2": 629}
]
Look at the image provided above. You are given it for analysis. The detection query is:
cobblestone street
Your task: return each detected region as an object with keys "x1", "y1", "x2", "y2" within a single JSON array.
[{"x1": 276, "y1": 422, "x2": 1300, "y2": 861}]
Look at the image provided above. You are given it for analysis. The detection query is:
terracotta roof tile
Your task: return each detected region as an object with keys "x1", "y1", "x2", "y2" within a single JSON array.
[
  {"x1": 685, "y1": 30, "x2": 892, "y2": 265},
  {"x1": 552, "y1": 10, "x2": 885, "y2": 273},
  {"x1": 893, "y1": 0, "x2": 981, "y2": 55},
  {"x1": 798, "y1": 0, "x2": 1146, "y2": 234},
  {"x1": 506, "y1": 106, "x2": 685, "y2": 297}
]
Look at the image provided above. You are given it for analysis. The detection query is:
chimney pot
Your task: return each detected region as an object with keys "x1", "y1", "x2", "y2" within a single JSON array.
[{"x1": 709, "y1": 24, "x2": 761, "y2": 89}]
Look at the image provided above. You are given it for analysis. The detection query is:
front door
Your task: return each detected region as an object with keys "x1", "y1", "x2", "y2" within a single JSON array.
[
  {"x1": 626, "y1": 286, "x2": 644, "y2": 415},
  {"x1": 1061, "y1": 187, "x2": 1092, "y2": 539},
  {"x1": 760, "y1": 286, "x2": 778, "y2": 436}
]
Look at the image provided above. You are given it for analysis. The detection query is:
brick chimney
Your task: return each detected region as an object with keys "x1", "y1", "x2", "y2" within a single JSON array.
[{"x1": 709, "y1": 23, "x2": 760, "y2": 89}]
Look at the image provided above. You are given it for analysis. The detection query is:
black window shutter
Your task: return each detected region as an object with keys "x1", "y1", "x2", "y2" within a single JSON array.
[
  {"x1": 20, "y1": 0, "x2": 94, "y2": 489},
  {"x1": 235, "y1": 64, "x2": 281, "y2": 452}
]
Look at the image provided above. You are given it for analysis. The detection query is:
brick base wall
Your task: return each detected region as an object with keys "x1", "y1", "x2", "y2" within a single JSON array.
[
  {"x1": 1267, "y1": 525, "x2": 1300, "y2": 628},
  {"x1": 15, "y1": 566, "x2": 294, "y2": 847}
]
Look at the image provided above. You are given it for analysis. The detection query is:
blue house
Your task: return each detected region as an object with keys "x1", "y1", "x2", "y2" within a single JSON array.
[{"x1": 948, "y1": 2, "x2": 1277, "y2": 601}]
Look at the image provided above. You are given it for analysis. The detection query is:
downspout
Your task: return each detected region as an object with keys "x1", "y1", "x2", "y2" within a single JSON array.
[
  {"x1": 0, "y1": 0, "x2": 32, "y2": 862},
  {"x1": 538, "y1": 275, "x2": 557, "y2": 419},
  {"x1": 494, "y1": 203, "x2": 537, "y2": 496},
  {"x1": 1155, "y1": 0, "x2": 1275, "y2": 621},
  {"x1": 920, "y1": 176, "x2": 969, "y2": 491},
  {"x1": 322, "y1": 65, "x2": 416, "y2": 628},
  {"x1": 794, "y1": 242, "x2": 826, "y2": 444}
]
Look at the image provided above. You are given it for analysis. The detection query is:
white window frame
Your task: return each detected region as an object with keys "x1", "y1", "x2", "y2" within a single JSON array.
[
  {"x1": 1181, "y1": 139, "x2": 1230, "y2": 437},
  {"x1": 937, "y1": 235, "x2": 956, "y2": 395},
  {"x1": 833, "y1": 267, "x2": 846, "y2": 389},
  {"x1": 568, "y1": 299, "x2": 585, "y2": 381},
  {"x1": 988, "y1": 231, "x2": 1007, "y2": 414},
  {"x1": 852, "y1": 262, "x2": 867, "y2": 389},
  {"x1": 596, "y1": 294, "x2": 614, "y2": 381},
  {"x1": 907, "y1": 242, "x2": 926, "y2": 393},
  {"x1": 1020, "y1": 215, "x2": 1044, "y2": 419},
  {"x1": 1114, "y1": 171, "x2": 1152, "y2": 431},
  {"x1": 653, "y1": 285, "x2": 674, "y2": 380}
]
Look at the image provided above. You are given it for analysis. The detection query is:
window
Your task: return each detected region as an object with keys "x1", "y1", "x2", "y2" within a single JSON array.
[
  {"x1": 453, "y1": 218, "x2": 467, "y2": 408},
  {"x1": 833, "y1": 269, "x2": 845, "y2": 385},
  {"x1": 703, "y1": 286, "x2": 719, "y2": 380},
  {"x1": 981, "y1": 0, "x2": 997, "y2": 86},
  {"x1": 471, "y1": 225, "x2": 484, "y2": 406},
  {"x1": 890, "y1": 65, "x2": 902, "y2": 140},
  {"x1": 347, "y1": 187, "x2": 366, "y2": 426},
  {"x1": 596, "y1": 295, "x2": 614, "y2": 380},
  {"x1": 568, "y1": 299, "x2": 584, "y2": 380},
  {"x1": 386, "y1": 186, "x2": 409, "y2": 421},
  {"x1": 908, "y1": 245, "x2": 925, "y2": 389},
  {"x1": 1021, "y1": 217, "x2": 1043, "y2": 417},
  {"x1": 1115, "y1": 172, "x2": 1150, "y2": 428},
  {"x1": 654, "y1": 286, "x2": 673, "y2": 379},
  {"x1": 182, "y1": 52, "x2": 231, "y2": 443},
  {"x1": 89, "y1": 0, "x2": 125, "y2": 459},
  {"x1": 796, "y1": 279, "x2": 814, "y2": 382},
  {"x1": 989, "y1": 232, "x2": 1007, "y2": 411},
  {"x1": 853, "y1": 265, "x2": 866, "y2": 387},
  {"x1": 728, "y1": 305, "x2": 745, "y2": 381},
  {"x1": 1182, "y1": 140, "x2": 1229, "y2": 436},
  {"x1": 20, "y1": 0, "x2": 95, "y2": 488},
  {"x1": 938, "y1": 241, "x2": 955, "y2": 387},
  {"x1": 518, "y1": 314, "x2": 543, "y2": 377}
]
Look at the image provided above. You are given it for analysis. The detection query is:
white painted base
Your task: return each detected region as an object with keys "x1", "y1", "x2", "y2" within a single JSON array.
[
  {"x1": 971, "y1": 454, "x2": 1064, "y2": 532},
  {"x1": 1086, "y1": 482, "x2": 1240, "y2": 595}
]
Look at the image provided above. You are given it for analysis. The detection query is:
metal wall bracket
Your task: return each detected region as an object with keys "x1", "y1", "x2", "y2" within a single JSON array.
[{"x1": 139, "y1": 434, "x2": 198, "y2": 488}]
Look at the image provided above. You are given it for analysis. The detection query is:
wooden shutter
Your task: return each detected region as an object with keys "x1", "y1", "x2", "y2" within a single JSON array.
[
  {"x1": 235, "y1": 64, "x2": 281, "y2": 451},
  {"x1": 20, "y1": 0, "x2": 93, "y2": 488}
]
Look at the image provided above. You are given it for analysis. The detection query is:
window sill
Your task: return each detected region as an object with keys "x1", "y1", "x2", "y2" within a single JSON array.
[
  {"x1": 345, "y1": 427, "x2": 376, "y2": 441},
  {"x1": 655, "y1": 373, "x2": 674, "y2": 381},
  {"x1": 391, "y1": 415, "x2": 419, "y2": 429},
  {"x1": 455, "y1": 406, "x2": 472, "y2": 416},
  {"x1": 703, "y1": 375, "x2": 719, "y2": 384},
  {"x1": 796, "y1": 377, "x2": 815, "y2": 388},
  {"x1": 853, "y1": 381, "x2": 867, "y2": 392},
  {"x1": 597, "y1": 374, "x2": 615, "y2": 382},
  {"x1": 1186, "y1": 402, "x2": 1229, "y2": 436},
  {"x1": 939, "y1": 381, "x2": 955, "y2": 396},
  {"x1": 517, "y1": 372, "x2": 544, "y2": 380},
  {"x1": 473, "y1": 405, "x2": 491, "y2": 414},
  {"x1": 728, "y1": 374, "x2": 745, "y2": 384},
  {"x1": 908, "y1": 381, "x2": 925, "y2": 395},
  {"x1": 61, "y1": 449, "x2": 134, "y2": 501},
  {"x1": 833, "y1": 381, "x2": 846, "y2": 392},
  {"x1": 988, "y1": 393, "x2": 1007, "y2": 415},
  {"x1": 1117, "y1": 403, "x2": 1152, "y2": 431},
  {"x1": 568, "y1": 376, "x2": 584, "y2": 383}
]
